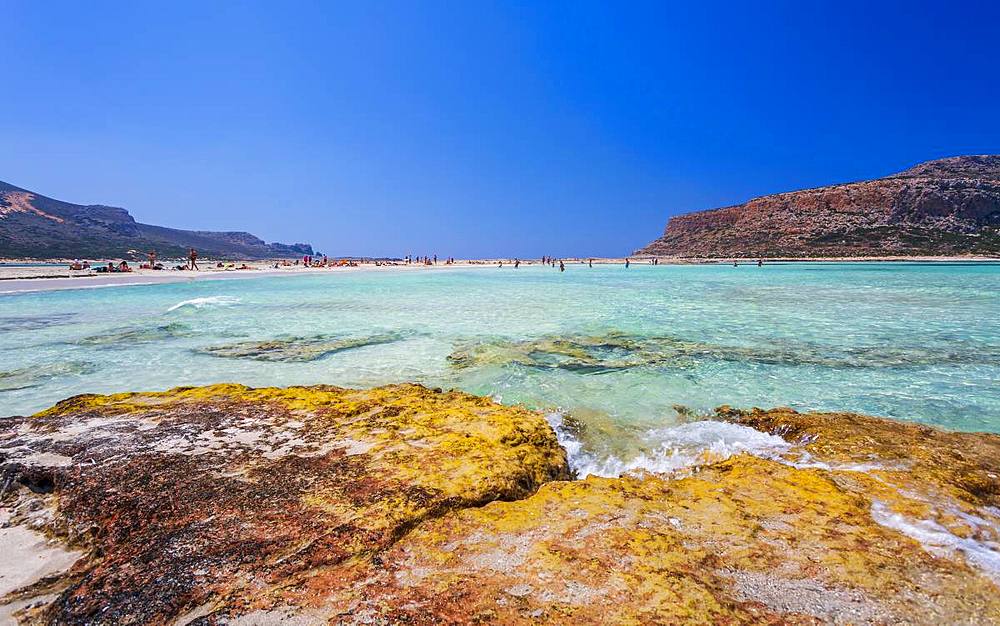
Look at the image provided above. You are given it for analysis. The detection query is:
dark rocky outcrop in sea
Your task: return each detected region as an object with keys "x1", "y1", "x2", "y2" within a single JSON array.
[
  {"x1": 638, "y1": 155, "x2": 1000, "y2": 258},
  {"x1": 1, "y1": 384, "x2": 998, "y2": 624}
]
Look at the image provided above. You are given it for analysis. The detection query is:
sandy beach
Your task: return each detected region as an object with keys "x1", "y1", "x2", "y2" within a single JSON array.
[{"x1": 2, "y1": 255, "x2": 997, "y2": 294}]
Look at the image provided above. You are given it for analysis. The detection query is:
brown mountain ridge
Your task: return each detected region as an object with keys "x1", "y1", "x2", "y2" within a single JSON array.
[
  {"x1": 637, "y1": 155, "x2": 1000, "y2": 258},
  {"x1": 0, "y1": 180, "x2": 313, "y2": 259}
]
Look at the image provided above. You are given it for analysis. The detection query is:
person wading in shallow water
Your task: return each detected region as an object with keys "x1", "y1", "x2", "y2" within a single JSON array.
[
  {"x1": 559, "y1": 260, "x2": 565, "y2": 272},
  {"x1": 189, "y1": 248, "x2": 199, "y2": 271},
  {"x1": 625, "y1": 258, "x2": 630, "y2": 269}
]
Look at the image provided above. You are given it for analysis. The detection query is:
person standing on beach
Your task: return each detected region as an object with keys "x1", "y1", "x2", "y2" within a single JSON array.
[
  {"x1": 188, "y1": 248, "x2": 199, "y2": 271},
  {"x1": 147, "y1": 250, "x2": 156, "y2": 269}
]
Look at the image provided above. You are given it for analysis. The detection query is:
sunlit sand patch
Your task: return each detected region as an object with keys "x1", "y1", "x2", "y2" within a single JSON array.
[{"x1": 0, "y1": 508, "x2": 82, "y2": 623}]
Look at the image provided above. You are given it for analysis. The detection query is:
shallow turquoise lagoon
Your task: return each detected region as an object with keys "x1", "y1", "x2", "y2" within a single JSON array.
[{"x1": 2, "y1": 262, "x2": 998, "y2": 472}]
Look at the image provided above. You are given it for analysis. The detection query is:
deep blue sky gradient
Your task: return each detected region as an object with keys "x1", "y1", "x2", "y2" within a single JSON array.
[{"x1": 3, "y1": 1, "x2": 998, "y2": 257}]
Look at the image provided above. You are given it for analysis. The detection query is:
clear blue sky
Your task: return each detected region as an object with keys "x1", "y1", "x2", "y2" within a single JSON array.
[{"x1": 2, "y1": 1, "x2": 998, "y2": 258}]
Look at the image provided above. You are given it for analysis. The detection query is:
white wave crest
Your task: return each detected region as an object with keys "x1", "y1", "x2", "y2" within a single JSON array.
[
  {"x1": 166, "y1": 296, "x2": 240, "y2": 312},
  {"x1": 546, "y1": 413, "x2": 791, "y2": 479}
]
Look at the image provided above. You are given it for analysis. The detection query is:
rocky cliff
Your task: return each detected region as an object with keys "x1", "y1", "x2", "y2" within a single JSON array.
[
  {"x1": 0, "y1": 180, "x2": 314, "y2": 259},
  {"x1": 638, "y1": 155, "x2": 1000, "y2": 258},
  {"x1": 2, "y1": 384, "x2": 999, "y2": 624}
]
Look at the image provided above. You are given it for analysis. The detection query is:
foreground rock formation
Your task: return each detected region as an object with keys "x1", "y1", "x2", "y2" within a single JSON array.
[
  {"x1": 637, "y1": 155, "x2": 1000, "y2": 257},
  {"x1": 2, "y1": 385, "x2": 999, "y2": 624},
  {"x1": 0, "y1": 384, "x2": 568, "y2": 624}
]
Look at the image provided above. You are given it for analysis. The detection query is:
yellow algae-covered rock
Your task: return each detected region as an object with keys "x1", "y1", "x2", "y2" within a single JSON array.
[
  {"x1": 0, "y1": 383, "x2": 569, "y2": 625},
  {"x1": 717, "y1": 406, "x2": 1000, "y2": 509},
  {"x1": 719, "y1": 406, "x2": 1000, "y2": 582},
  {"x1": 4, "y1": 390, "x2": 1000, "y2": 625},
  {"x1": 322, "y1": 454, "x2": 1000, "y2": 625}
]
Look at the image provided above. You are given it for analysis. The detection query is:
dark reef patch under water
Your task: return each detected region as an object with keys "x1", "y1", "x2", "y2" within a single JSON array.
[
  {"x1": 0, "y1": 312, "x2": 79, "y2": 332},
  {"x1": 74, "y1": 322, "x2": 198, "y2": 346},
  {"x1": 447, "y1": 331, "x2": 1000, "y2": 373},
  {"x1": 0, "y1": 361, "x2": 97, "y2": 392},
  {"x1": 197, "y1": 332, "x2": 409, "y2": 362}
]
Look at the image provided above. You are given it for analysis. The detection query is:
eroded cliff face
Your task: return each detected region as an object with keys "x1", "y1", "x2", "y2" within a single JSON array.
[
  {"x1": 1, "y1": 386, "x2": 999, "y2": 625},
  {"x1": 638, "y1": 155, "x2": 1000, "y2": 257}
]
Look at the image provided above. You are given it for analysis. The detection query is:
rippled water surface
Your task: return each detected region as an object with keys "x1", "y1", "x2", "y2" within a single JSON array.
[{"x1": 2, "y1": 262, "x2": 998, "y2": 469}]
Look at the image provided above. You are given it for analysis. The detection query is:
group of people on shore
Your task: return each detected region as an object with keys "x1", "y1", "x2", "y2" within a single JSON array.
[
  {"x1": 68, "y1": 251, "x2": 769, "y2": 275},
  {"x1": 404, "y1": 255, "x2": 457, "y2": 265},
  {"x1": 70, "y1": 248, "x2": 201, "y2": 273}
]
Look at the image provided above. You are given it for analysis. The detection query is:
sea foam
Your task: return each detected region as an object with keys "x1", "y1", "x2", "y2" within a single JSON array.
[
  {"x1": 871, "y1": 500, "x2": 1000, "y2": 583},
  {"x1": 166, "y1": 296, "x2": 240, "y2": 312},
  {"x1": 546, "y1": 412, "x2": 791, "y2": 478}
]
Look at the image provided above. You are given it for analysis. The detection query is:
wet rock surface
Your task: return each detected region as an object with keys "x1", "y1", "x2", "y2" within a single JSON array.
[{"x1": 2, "y1": 388, "x2": 999, "y2": 625}]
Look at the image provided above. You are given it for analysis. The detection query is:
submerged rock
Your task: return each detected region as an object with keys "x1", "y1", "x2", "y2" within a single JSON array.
[
  {"x1": 447, "y1": 332, "x2": 692, "y2": 373},
  {"x1": 74, "y1": 322, "x2": 196, "y2": 346},
  {"x1": 0, "y1": 362, "x2": 96, "y2": 392},
  {"x1": 448, "y1": 331, "x2": 1000, "y2": 373},
  {"x1": 1, "y1": 388, "x2": 998, "y2": 625},
  {"x1": 198, "y1": 332, "x2": 406, "y2": 362},
  {"x1": 0, "y1": 313, "x2": 79, "y2": 332}
]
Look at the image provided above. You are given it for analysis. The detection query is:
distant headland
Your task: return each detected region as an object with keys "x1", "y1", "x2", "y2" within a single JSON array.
[
  {"x1": 638, "y1": 155, "x2": 1000, "y2": 258},
  {"x1": 0, "y1": 180, "x2": 313, "y2": 260}
]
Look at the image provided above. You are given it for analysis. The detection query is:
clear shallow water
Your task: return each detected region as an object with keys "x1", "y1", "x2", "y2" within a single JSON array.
[{"x1": 2, "y1": 263, "x2": 998, "y2": 473}]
